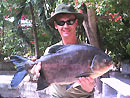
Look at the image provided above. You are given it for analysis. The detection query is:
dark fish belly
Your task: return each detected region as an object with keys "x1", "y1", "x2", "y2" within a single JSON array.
[{"x1": 42, "y1": 64, "x2": 90, "y2": 84}]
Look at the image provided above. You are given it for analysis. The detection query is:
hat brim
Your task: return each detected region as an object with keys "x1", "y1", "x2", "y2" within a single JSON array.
[{"x1": 47, "y1": 12, "x2": 84, "y2": 28}]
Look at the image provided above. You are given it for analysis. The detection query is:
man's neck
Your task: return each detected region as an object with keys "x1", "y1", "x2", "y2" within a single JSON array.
[{"x1": 62, "y1": 37, "x2": 78, "y2": 45}]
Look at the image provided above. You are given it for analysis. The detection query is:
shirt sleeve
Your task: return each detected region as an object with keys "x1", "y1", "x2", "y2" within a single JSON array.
[
  {"x1": 43, "y1": 47, "x2": 51, "y2": 55},
  {"x1": 44, "y1": 41, "x2": 63, "y2": 55}
]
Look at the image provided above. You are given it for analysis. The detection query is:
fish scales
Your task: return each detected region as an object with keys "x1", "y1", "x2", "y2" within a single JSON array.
[
  {"x1": 10, "y1": 44, "x2": 113, "y2": 89},
  {"x1": 34, "y1": 45, "x2": 113, "y2": 83}
]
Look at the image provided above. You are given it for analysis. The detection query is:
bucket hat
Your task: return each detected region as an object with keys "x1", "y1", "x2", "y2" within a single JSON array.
[{"x1": 47, "y1": 3, "x2": 84, "y2": 28}]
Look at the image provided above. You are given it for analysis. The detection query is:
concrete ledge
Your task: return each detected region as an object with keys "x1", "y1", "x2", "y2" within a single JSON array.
[
  {"x1": 101, "y1": 78, "x2": 130, "y2": 97},
  {"x1": 102, "y1": 82, "x2": 117, "y2": 98},
  {"x1": 0, "y1": 73, "x2": 39, "y2": 98}
]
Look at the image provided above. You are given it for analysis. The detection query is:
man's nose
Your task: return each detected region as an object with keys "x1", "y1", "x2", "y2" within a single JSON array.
[{"x1": 63, "y1": 23, "x2": 69, "y2": 27}]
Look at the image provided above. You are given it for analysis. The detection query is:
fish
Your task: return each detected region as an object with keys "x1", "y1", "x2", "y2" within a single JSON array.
[{"x1": 10, "y1": 44, "x2": 113, "y2": 90}]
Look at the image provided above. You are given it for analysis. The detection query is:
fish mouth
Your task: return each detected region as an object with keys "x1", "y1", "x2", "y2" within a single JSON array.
[{"x1": 89, "y1": 64, "x2": 114, "y2": 79}]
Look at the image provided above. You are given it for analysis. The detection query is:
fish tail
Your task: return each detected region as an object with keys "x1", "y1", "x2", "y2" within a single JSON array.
[
  {"x1": 11, "y1": 67, "x2": 27, "y2": 88},
  {"x1": 10, "y1": 55, "x2": 32, "y2": 88}
]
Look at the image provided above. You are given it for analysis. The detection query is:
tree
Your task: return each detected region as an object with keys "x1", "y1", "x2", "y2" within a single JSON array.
[
  {"x1": 81, "y1": 3, "x2": 102, "y2": 49},
  {"x1": 29, "y1": 2, "x2": 39, "y2": 58}
]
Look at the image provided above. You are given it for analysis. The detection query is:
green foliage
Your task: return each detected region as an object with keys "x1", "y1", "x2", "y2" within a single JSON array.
[
  {"x1": 96, "y1": 0, "x2": 130, "y2": 62},
  {"x1": 126, "y1": 43, "x2": 130, "y2": 56},
  {"x1": 2, "y1": 33, "x2": 28, "y2": 56},
  {"x1": 0, "y1": 21, "x2": 29, "y2": 56},
  {"x1": 0, "y1": 0, "x2": 60, "y2": 57}
]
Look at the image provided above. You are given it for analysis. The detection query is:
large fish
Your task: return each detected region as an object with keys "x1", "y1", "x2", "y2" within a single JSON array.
[{"x1": 10, "y1": 44, "x2": 113, "y2": 90}]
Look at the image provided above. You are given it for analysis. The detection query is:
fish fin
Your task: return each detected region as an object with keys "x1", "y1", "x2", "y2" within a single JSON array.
[
  {"x1": 48, "y1": 45, "x2": 64, "y2": 53},
  {"x1": 37, "y1": 76, "x2": 50, "y2": 90},
  {"x1": 11, "y1": 68, "x2": 27, "y2": 88},
  {"x1": 10, "y1": 55, "x2": 34, "y2": 88},
  {"x1": 37, "y1": 70, "x2": 50, "y2": 90}
]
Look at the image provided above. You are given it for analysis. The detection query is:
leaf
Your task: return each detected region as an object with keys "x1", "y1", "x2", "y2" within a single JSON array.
[{"x1": 126, "y1": 43, "x2": 130, "y2": 55}]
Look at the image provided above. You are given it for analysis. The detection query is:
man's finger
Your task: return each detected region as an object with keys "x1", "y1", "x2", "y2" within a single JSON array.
[
  {"x1": 35, "y1": 62, "x2": 42, "y2": 77},
  {"x1": 30, "y1": 64, "x2": 37, "y2": 74}
]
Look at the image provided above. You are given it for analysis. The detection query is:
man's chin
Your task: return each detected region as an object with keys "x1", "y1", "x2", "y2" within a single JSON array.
[{"x1": 63, "y1": 33, "x2": 69, "y2": 37}]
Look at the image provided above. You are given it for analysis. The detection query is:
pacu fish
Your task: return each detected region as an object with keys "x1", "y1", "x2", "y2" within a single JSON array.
[{"x1": 10, "y1": 44, "x2": 113, "y2": 90}]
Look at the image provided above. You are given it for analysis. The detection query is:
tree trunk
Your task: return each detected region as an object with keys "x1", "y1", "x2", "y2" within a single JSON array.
[
  {"x1": 83, "y1": 8, "x2": 102, "y2": 49},
  {"x1": 29, "y1": 2, "x2": 39, "y2": 58},
  {"x1": 82, "y1": 7, "x2": 103, "y2": 94}
]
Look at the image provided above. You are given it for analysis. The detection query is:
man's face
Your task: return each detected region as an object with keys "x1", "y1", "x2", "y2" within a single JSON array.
[{"x1": 54, "y1": 14, "x2": 78, "y2": 38}]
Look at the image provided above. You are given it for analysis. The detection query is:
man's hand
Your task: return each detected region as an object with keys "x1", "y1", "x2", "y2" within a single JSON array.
[
  {"x1": 77, "y1": 77, "x2": 95, "y2": 92},
  {"x1": 31, "y1": 62, "x2": 42, "y2": 77}
]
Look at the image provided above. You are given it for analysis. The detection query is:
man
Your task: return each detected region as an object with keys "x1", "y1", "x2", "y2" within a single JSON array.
[{"x1": 31, "y1": 3, "x2": 95, "y2": 98}]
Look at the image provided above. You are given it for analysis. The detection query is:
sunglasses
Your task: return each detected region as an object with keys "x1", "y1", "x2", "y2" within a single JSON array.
[{"x1": 55, "y1": 18, "x2": 76, "y2": 26}]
